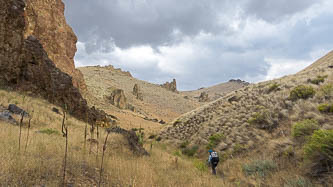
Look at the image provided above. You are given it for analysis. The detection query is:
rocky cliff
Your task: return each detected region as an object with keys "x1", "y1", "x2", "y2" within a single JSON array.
[
  {"x1": 0, "y1": 0, "x2": 109, "y2": 125},
  {"x1": 23, "y1": 0, "x2": 86, "y2": 91}
]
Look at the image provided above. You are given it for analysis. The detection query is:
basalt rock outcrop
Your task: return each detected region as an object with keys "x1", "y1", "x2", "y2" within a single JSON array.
[
  {"x1": 198, "y1": 92, "x2": 209, "y2": 102},
  {"x1": 161, "y1": 79, "x2": 177, "y2": 92},
  {"x1": 0, "y1": 0, "x2": 110, "y2": 126},
  {"x1": 109, "y1": 89, "x2": 127, "y2": 109},
  {"x1": 133, "y1": 84, "x2": 143, "y2": 101},
  {"x1": 23, "y1": 0, "x2": 86, "y2": 92}
]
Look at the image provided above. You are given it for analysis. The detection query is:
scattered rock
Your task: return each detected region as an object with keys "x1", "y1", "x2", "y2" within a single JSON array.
[
  {"x1": 0, "y1": 111, "x2": 17, "y2": 124},
  {"x1": 328, "y1": 65, "x2": 333, "y2": 69},
  {"x1": 199, "y1": 92, "x2": 209, "y2": 102},
  {"x1": 52, "y1": 107, "x2": 60, "y2": 114},
  {"x1": 159, "y1": 120, "x2": 166, "y2": 124},
  {"x1": 132, "y1": 84, "x2": 143, "y2": 101},
  {"x1": 161, "y1": 79, "x2": 177, "y2": 92},
  {"x1": 109, "y1": 89, "x2": 127, "y2": 109},
  {"x1": 8, "y1": 104, "x2": 29, "y2": 116}
]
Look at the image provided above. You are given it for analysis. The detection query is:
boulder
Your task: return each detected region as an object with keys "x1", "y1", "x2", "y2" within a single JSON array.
[
  {"x1": 8, "y1": 104, "x2": 29, "y2": 116},
  {"x1": 0, "y1": 111, "x2": 17, "y2": 124},
  {"x1": 109, "y1": 89, "x2": 127, "y2": 109}
]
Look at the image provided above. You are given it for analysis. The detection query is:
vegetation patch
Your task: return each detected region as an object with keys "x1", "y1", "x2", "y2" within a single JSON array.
[
  {"x1": 284, "y1": 176, "x2": 312, "y2": 187},
  {"x1": 307, "y1": 75, "x2": 327, "y2": 85},
  {"x1": 206, "y1": 133, "x2": 225, "y2": 149},
  {"x1": 242, "y1": 160, "x2": 277, "y2": 177},
  {"x1": 318, "y1": 103, "x2": 333, "y2": 113},
  {"x1": 193, "y1": 159, "x2": 208, "y2": 172},
  {"x1": 292, "y1": 119, "x2": 319, "y2": 139},
  {"x1": 304, "y1": 130, "x2": 333, "y2": 176},
  {"x1": 320, "y1": 84, "x2": 333, "y2": 99},
  {"x1": 267, "y1": 82, "x2": 280, "y2": 93},
  {"x1": 38, "y1": 128, "x2": 60, "y2": 135},
  {"x1": 248, "y1": 110, "x2": 277, "y2": 131},
  {"x1": 289, "y1": 85, "x2": 315, "y2": 101},
  {"x1": 182, "y1": 145, "x2": 199, "y2": 157},
  {"x1": 180, "y1": 140, "x2": 190, "y2": 149}
]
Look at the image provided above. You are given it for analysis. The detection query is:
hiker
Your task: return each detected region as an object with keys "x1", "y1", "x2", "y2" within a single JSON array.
[{"x1": 208, "y1": 149, "x2": 219, "y2": 175}]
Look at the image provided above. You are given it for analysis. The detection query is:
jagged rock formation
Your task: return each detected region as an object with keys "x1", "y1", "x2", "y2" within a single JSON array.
[
  {"x1": 0, "y1": 0, "x2": 110, "y2": 126},
  {"x1": 133, "y1": 84, "x2": 143, "y2": 101},
  {"x1": 104, "y1": 65, "x2": 132, "y2": 77},
  {"x1": 109, "y1": 89, "x2": 127, "y2": 109},
  {"x1": 229, "y1": 79, "x2": 250, "y2": 85},
  {"x1": 198, "y1": 92, "x2": 209, "y2": 102},
  {"x1": 23, "y1": 0, "x2": 86, "y2": 92},
  {"x1": 161, "y1": 79, "x2": 177, "y2": 92}
]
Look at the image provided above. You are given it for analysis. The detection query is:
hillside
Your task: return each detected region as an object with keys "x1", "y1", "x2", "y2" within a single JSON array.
[
  {"x1": 159, "y1": 50, "x2": 333, "y2": 185},
  {"x1": 181, "y1": 79, "x2": 249, "y2": 102},
  {"x1": 0, "y1": 89, "x2": 228, "y2": 186}
]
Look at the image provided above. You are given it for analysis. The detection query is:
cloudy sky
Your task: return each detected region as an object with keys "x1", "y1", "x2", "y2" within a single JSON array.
[{"x1": 63, "y1": 0, "x2": 333, "y2": 90}]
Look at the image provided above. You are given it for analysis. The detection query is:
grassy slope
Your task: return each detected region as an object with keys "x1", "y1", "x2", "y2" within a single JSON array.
[
  {"x1": 79, "y1": 66, "x2": 201, "y2": 122},
  {"x1": 0, "y1": 89, "x2": 227, "y2": 186},
  {"x1": 160, "y1": 51, "x2": 333, "y2": 186}
]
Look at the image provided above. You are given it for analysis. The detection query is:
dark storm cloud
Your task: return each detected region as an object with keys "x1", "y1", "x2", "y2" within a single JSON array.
[{"x1": 64, "y1": 0, "x2": 228, "y2": 51}]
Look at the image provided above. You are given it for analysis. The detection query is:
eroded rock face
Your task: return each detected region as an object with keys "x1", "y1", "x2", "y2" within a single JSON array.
[
  {"x1": 23, "y1": 0, "x2": 86, "y2": 92},
  {"x1": 109, "y1": 89, "x2": 127, "y2": 109},
  {"x1": 198, "y1": 92, "x2": 209, "y2": 102},
  {"x1": 0, "y1": 0, "x2": 109, "y2": 126},
  {"x1": 133, "y1": 84, "x2": 143, "y2": 101},
  {"x1": 161, "y1": 79, "x2": 177, "y2": 92}
]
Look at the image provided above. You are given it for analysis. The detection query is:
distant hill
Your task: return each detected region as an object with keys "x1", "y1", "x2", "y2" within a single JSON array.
[{"x1": 181, "y1": 79, "x2": 249, "y2": 102}]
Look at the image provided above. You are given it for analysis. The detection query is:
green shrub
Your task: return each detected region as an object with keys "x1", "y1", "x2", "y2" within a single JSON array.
[
  {"x1": 232, "y1": 143, "x2": 246, "y2": 155},
  {"x1": 289, "y1": 85, "x2": 315, "y2": 101},
  {"x1": 307, "y1": 75, "x2": 327, "y2": 85},
  {"x1": 182, "y1": 145, "x2": 199, "y2": 157},
  {"x1": 317, "y1": 103, "x2": 333, "y2": 113},
  {"x1": 242, "y1": 160, "x2": 277, "y2": 177},
  {"x1": 320, "y1": 84, "x2": 333, "y2": 99},
  {"x1": 248, "y1": 110, "x2": 277, "y2": 131},
  {"x1": 39, "y1": 128, "x2": 60, "y2": 135},
  {"x1": 206, "y1": 133, "x2": 225, "y2": 149},
  {"x1": 284, "y1": 176, "x2": 312, "y2": 187},
  {"x1": 304, "y1": 130, "x2": 333, "y2": 176},
  {"x1": 292, "y1": 119, "x2": 319, "y2": 139},
  {"x1": 193, "y1": 159, "x2": 208, "y2": 172},
  {"x1": 180, "y1": 140, "x2": 189, "y2": 149},
  {"x1": 173, "y1": 150, "x2": 182, "y2": 157},
  {"x1": 267, "y1": 82, "x2": 280, "y2": 93}
]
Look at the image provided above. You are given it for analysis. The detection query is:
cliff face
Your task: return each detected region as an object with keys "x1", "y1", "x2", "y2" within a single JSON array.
[
  {"x1": 0, "y1": 0, "x2": 109, "y2": 125},
  {"x1": 23, "y1": 0, "x2": 86, "y2": 91}
]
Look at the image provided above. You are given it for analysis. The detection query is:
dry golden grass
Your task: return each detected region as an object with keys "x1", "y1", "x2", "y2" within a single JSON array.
[{"x1": 0, "y1": 89, "x2": 229, "y2": 186}]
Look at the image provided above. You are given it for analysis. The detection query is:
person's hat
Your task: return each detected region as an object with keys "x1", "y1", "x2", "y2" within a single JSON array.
[{"x1": 208, "y1": 149, "x2": 213, "y2": 153}]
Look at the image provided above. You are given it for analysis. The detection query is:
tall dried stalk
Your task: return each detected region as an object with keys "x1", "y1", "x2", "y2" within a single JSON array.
[
  {"x1": 61, "y1": 109, "x2": 68, "y2": 186},
  {"x1": 89, "y1": 123, "x2": 95, "y2": 154},
  {"x1": 24, "y1": 110, "x2": 33, "y2": 152},
  {"x1": 99, "y1": 129, "x2": 111, "y2": 187},
  {"x1": 18, "y1": 112, "x2": 24, "y2": 152},
  {"x1": 84, "y1": 113, "x2": 88, "y2": 152},
  {"x1": 96, "y1": 124, "x2": 99, "y2": 164}
]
